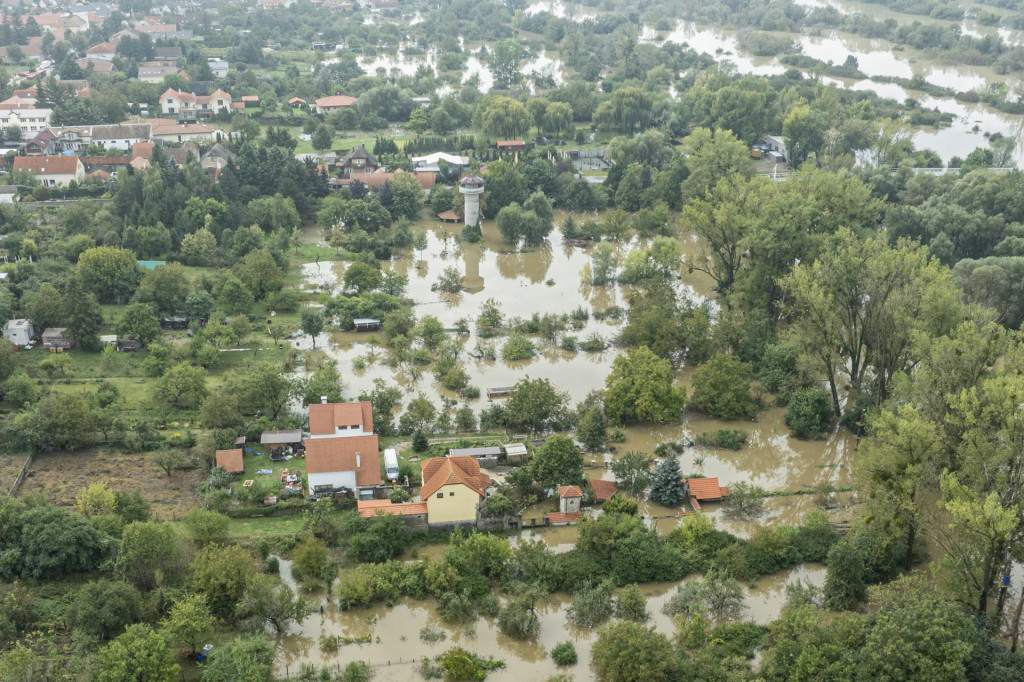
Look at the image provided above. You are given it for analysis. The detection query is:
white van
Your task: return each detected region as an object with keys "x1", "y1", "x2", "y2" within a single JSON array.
[{"x1": 384, "y1": 448, "x2": 400, "y2": 482}]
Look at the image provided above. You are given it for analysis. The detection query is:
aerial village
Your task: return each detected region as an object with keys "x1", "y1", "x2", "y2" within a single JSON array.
[{"x1": 0, "y1": 0, "x2": 1022, "y2": 680}]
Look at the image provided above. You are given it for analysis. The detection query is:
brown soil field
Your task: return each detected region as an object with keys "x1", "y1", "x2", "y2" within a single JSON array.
[{"x1": 18, "y1": 449, "x2": 205, "y2": 519}]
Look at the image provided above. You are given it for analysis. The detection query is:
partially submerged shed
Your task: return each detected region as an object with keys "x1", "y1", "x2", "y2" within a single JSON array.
[{"x1": 352, "y1": 318, "x2": 381, "y2": 332}]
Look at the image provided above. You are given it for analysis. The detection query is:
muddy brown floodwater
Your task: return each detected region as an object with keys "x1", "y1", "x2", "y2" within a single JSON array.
[
  {"x1": 301, "y1": 216, "x2": 714, "y2": 408},
  {"x1": 285, "y1": 218, "x2": 853, "y2": 674},
  {"x1": 274, "y1": 557, "x2": 826, "y2": 679}
]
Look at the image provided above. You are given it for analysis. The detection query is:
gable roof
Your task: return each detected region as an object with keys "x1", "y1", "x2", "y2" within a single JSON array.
[
  {"x1": 421, "y1": 456, "x2": 491, "y2": 500},
  {"x1": 308, "y1": 401, "x2": 373, "y2": 435},
  {"x1": 215, "y1": 448, "x2": 244, "y2": 473},
  {"x1": 685, "y1": 477, "x2": 723, "y2": 501},
  {"x1": 589, "y1": 478, "x2": 618, "y2": 501},
  {"x1": 558, "y1": 485, "x2": 583, "y2": 498},
  {"x1": 337, "y1": 144, "x2": 378, "y2": 167},
  {"x1": 304, "y1": 435, "x2": 382, "y2": 486},
  {"x1": 315, "y1": 94, "x2": 358, "y2": 108},
  {"x1": 12, "y1": 156, "x2": 81, "y2": 176},
  {"x1": 86, "y1": 42, "x2": 116, "y2": 54}
]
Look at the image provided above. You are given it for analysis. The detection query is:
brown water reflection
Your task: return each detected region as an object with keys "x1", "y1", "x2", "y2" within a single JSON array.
[
  {"x1": 274, "y1": 558, "x2": 826, "y2": 678},
  {"x1": 306, "y1": 217, "x2": 718, "y2": 405}
]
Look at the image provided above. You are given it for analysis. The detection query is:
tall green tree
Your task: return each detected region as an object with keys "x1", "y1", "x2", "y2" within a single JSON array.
[
  {"x1": 63, "y1": 276, "x2": 103, "y2": 351},
  {"x1": 648, "y1": 456, "x2": 688, "y2": 507},
  {"x1": 77, "y1": 246, "x2": 142, "y2": 303},
  {"x1": 97, "y1": 624, "x2": 179, "y2": 682},
  {"x1": 604, "y1": 346, "x2": 686, "y2": 424},
  {"x1": 531, "y1": 435, "x2": 584, "y2": 489}
]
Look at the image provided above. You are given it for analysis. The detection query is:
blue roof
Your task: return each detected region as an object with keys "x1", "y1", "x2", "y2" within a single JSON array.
[{"x1": 137, "y1": 260, "x2": 167, "y2": 270}]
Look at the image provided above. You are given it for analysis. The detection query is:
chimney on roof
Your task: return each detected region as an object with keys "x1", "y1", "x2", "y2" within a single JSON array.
[{"x1": 321, "y1": 396, "x2": 328, "y2": 404}]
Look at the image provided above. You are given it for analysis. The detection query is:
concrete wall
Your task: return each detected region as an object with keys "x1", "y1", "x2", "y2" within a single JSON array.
[
  {"x1": 425, "y1": 483, "x2": 479, "y2": 524},
  {"x1": 308, "y1": 470, "x2": 356, "y2": 493}
]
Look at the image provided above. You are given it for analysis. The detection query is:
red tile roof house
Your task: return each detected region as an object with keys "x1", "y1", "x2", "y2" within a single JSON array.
[
  {"x1": 420, "y1": 455, "x2": 493, "y2": 526},
  {"x1": 683, "y1": 477, "x2": 730, "y2": 511},
  {"x1": 304, "y1": 399, "x2": 381, "y2": 499},
  {"x1": 12, "y1": 155, "x2": 85, "y2": 187},
  {"x1": 315, "y1": 94, "x2": 358, "y2": 115}
]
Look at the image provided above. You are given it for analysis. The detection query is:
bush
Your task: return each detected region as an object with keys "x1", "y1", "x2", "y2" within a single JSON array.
[
  {"x1": 292, "y1": 538, "x2": 329, "y2": 583},
  {"x1": 412, "y1": 430, "x2": 429, "y2": 452},
  {"x1": 721, "y1": 482, "x2": 766, "y2": 520},
  {"x1": 602, "y1": 494, "x2": 638, "y2": 515},
  {"x1": 785, "y1": 388, "x2": 835, "y2": 439},
  {"x1": 615, "y1": 584, "x2": 649, "y2": 622},
  {"x1": 694, "y1": 429, "x2": 748, "y2": 450},
  {"x1": 567, "y1": 580, "x2": 614, "y2": 628},
  {"x1": 551, "y1": 641, "x2": 578, "y2": 665},
  {"x1": 181, "y1": 508, "x2": 230, "y2": 545},
  {"x1": 501, "y1": 334, "x2": 536, "y2": 361}
]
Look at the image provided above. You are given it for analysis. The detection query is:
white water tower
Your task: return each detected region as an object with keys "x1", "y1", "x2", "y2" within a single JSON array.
[{"x1": 458, "y1": 174, "x2": 485, "y2": 228}]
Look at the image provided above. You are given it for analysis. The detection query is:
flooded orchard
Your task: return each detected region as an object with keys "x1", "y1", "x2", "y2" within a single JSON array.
[{"x1": 274, "y1": 556, "x2": 827, "y2": 679}]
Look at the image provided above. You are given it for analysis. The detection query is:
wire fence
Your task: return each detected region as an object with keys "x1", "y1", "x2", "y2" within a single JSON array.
[{"x1": 276, "y1": 656, "x2": 422, "y2": 679}]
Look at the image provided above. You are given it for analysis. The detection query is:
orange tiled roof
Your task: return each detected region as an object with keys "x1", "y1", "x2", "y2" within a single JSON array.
[
  {"x1": 590, "y1": 479, "x2": 618, "y2": 501},
  {"x1": 308, "y1": 401, "x2": 373, "y2": 435},
  {"x1": 315, "y1": 94, "x2": 358, "y2": 108},
  {"x1": 357, "y1": 500, "x2": 428, "y2": 517},
  {"x1": 558, "y1": 485, "x2": 583, "y2": 498},
  {"x1": 420, "y1": 456, "x2": 491, "y2": 500},
  {"x1": 545, "y1": 512, "x2": 584, "y2": 524},
  {"x1": 685, "y1": 477, "x2": 723, "y2": 501},
  {"x1": 305, "y1": 435, "x2": 381, "y2": 486}
]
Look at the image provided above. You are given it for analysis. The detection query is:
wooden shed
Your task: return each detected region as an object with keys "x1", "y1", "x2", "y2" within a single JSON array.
[{"x1": 215, "y1": 448, "x2": 245, "y2": 474}]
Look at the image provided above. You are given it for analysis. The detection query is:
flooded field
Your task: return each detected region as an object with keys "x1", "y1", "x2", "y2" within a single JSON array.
[
  {"x1": 274, "y1": 557, "x2": 827, "y2": 679},
  {"x1": 301, "y1": 217, "x2": 714, "y2": 407}
]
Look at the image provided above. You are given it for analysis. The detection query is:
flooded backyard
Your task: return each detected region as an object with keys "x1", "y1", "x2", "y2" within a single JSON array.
[{"x1": 273, "y1": 556, "x2": 827, "y2": 679}]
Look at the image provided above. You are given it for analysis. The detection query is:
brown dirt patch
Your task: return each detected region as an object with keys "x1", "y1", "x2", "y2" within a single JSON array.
[
  {"x1": 18, "y1": 449, "x2": 206, "y2": 520},
  {"x1": 0, "y1": 453, "x2": 30, "y2": 494}
]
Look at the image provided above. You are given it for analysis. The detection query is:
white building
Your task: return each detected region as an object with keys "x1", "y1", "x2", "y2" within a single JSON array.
[
  {"x1": 305, "y1": 399, "x2": 382, "y2": 499},
  {"x1": 2, "y1": 319, "x2": 34, "y2": 346},
  {"x1": 207, "y1": 58, "x2": 229, "y2": 78},
  {"x1": 12, "y1": 155, "x2": 85, "y2": 186},
  {"x1": 47, "y1": 124, "x2": 152, "y2": 152},
  {"x1": 159, "y1": 88, "x2": 232, "y2": 118},
  {"x1": 150, "y1": 121, "x2": 224, "y2": 144},
  {"x1": 0, "y1": 108, "x2": 52, "y2": 136}
]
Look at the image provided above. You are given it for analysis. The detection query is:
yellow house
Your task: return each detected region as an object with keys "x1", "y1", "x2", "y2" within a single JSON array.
[{"x1": 421, "y1": 456, "x2": 492, "y2": 525}]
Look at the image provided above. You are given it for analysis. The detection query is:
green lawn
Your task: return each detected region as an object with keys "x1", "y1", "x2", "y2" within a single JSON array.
[{"x1": 225, "y1": 514, "x2": 305, "y2": 538}]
